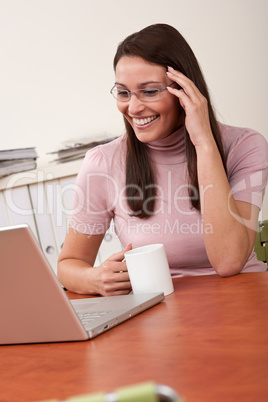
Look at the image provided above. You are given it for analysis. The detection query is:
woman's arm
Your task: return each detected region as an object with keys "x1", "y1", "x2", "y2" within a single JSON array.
[
  {"x1": 167, "y1": 67, "x2": 260, "y2": 276},
  {"x1": 57, "y1": 227, "x2": 132, "y2": 295},
  {"x1": 195, "y1": 140, "x2": 259, "y2": 276}
]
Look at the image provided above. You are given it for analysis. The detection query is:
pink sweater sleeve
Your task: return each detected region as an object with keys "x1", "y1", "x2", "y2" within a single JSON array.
[
  {"x1": 225, "y1": 128, "x2": 268, "y2": 208},
  {"x1": 69, "y1": 146, "x2": 114, "y2": 235}
]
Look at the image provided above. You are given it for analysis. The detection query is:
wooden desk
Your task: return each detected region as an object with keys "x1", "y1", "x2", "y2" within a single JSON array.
[{"x1": 1, "y1": 272, "x2": 268, "y2": 402}]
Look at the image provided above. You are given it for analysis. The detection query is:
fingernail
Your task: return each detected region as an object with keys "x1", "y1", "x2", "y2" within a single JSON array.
[
  {"x1": 168, "y1": 66, "x2": 174, "y2": 71},
  {"x1": 166, "y1": 71, "x2": 173, "y2": 76}
]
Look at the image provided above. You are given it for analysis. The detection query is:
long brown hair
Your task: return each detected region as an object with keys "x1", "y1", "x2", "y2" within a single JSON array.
[{"x1": 113, "y1": 24, "x2": 226, "y2": 218}]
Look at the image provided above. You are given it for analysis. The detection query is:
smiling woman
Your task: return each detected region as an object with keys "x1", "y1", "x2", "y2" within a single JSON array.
[
  {"x1": 114, "y1": 57, "x2": 182, "y2": 144},
  {"x1": 57, "y1": 23, "x2": 268, "y2": 296}
]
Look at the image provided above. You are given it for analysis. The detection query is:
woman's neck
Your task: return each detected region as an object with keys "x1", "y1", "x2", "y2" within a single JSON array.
[{"x1": 146, "y1": 126, "x2": 186, "y2": 165}]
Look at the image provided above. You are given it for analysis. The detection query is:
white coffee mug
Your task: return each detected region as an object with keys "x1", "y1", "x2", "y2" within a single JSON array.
[{"x1": 124, "y1": 244, "x2": 174, "y2": 296}]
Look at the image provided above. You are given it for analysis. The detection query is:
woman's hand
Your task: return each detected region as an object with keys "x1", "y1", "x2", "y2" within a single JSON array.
[
  {"x1": 94, "y1": 244, "x2": 133, "y2": 297},
  {"x1": 166, "y1": 66, "x2": 214, "y2": 149},
  {"x1": 58, "y1": 229, "x2": 133, "y2": 296}
]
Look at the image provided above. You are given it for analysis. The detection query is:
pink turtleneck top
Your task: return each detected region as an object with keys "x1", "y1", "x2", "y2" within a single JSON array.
[{"x1": 70, "y1": 123, "x2": 268, "y2": 276}]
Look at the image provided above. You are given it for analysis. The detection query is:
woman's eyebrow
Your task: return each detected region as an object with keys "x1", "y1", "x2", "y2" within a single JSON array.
[
  {"x1": 114, "y1": 82, "x2": 127, "y2": 87},
  {"x1": 138, "y1": 81, "x2": 163, "y2": 88},
  {"x1": 114, "y1": 81, "x2": 163, "y2": 88}
]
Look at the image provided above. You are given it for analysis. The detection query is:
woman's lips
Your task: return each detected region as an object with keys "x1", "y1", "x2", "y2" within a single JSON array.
[{"x1": 132, "y1": 115, "x2": 159, "y2": 127}]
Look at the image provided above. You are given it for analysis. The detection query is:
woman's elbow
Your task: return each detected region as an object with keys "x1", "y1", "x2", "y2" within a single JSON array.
[{"x1": 212, "y1": 256, "x2": 247, "y2": 277}]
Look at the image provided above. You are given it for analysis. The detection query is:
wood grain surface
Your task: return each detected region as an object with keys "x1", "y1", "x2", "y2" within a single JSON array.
[{"x1": 1, "y1": 272, "x2": 268, "y2": 402}]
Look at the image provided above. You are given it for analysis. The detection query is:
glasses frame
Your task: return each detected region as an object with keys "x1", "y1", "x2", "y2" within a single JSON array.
[{"x1": 110, "y1": 82, "x2": 177, "y2": 102}]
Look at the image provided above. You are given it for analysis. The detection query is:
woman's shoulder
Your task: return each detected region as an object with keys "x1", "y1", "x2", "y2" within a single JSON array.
[
  {"x1": 219, "y1": 121, "x2": 268, "y2": 155},
  {"x1": 218, "y1": 122, "x2": 268, "y2": 178},
  {"x1": 82, "y1": 134, "x2": 127, "y2": 171},
  {"x1": 97, "y1": 134, "x2": 127, "y2": 154}
]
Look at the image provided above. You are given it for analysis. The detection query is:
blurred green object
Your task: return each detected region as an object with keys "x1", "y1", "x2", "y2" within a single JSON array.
[
  {"x1": 254, "y1": 220, "x2": 268, "y2": 266},
  {"x1": 36, "y1": 381, "x2": 183, "y2": 402}
]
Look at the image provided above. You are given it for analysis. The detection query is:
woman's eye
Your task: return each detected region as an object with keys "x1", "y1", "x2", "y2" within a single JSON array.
[
  {"x1": 118, "y1": 90, "x2": 129, "y2": 98},
  {"x1": 143, "y1": 89, "x2": 159, "y2": 97}
]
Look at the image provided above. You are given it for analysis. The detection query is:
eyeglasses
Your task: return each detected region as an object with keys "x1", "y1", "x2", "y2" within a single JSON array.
[{"x1": 110, "y1": 82, "x2": 176, "y2": 102}]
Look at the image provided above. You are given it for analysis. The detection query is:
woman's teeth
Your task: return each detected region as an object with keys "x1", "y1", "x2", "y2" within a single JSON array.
[{"x1": 133, "y1": 115, "x2": 158, "y2": 126}]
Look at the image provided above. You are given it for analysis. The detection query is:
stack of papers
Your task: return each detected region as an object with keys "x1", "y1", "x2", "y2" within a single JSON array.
[
  {"x1": 48, "y1": 136, "x2": 117, "y2": 163},
  {"x1": 0, "y1": 147, "x2": 38, "y2": 178}
]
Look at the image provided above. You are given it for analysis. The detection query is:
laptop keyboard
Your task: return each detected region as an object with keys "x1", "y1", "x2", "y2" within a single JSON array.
[{"x1": 77, "y1": 311, "x2": 111, "y2": 325}]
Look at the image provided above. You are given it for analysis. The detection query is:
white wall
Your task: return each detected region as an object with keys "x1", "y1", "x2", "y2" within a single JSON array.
[{"x1": 0, "y1": 0, "x2": 267, "y2": 216}]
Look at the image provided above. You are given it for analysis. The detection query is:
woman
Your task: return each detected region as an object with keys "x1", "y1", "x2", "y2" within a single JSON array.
[{"x1": 58, "y1": 24, "x2": 268, "y2": 296}]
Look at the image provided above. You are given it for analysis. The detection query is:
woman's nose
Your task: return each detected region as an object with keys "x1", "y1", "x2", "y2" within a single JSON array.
[{"x1": 127, "y1": 94, "x2": 145, "y2": 114}]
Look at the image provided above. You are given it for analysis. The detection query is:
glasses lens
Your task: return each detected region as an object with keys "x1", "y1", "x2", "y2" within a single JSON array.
[
  {"x1": 111, "y1": 87, "x2": 130, "y2": 101},
  {"x1": 139, "y1": 89, "x2": 160, "y2": 101}
]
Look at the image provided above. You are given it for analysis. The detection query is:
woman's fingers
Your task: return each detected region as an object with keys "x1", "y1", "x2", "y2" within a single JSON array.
[
  {"x1": 97, "y1": 260, "x2": 132, "y2": 296},
  {"x1": 108, "y1": 243, "x2": 132, "y2": 264},
  {"x1": 166, "y1": 67, "x2": 213, "y2": 147},
  {"x1": 167, "y1": 66, "x2": 204, "y2": 101},
  {"x1": 96, "y1": 243, "x2": 133, "y2": 296}
]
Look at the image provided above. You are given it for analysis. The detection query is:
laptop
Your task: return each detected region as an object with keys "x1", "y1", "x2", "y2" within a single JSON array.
[{"x1": 0, "y1": 224, "x2": 164, "y2": 345}]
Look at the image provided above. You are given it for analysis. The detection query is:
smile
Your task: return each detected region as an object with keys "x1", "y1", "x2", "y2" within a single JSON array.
[{"x1": 133, "y1": 115, "x2": 158, "y2": 126}]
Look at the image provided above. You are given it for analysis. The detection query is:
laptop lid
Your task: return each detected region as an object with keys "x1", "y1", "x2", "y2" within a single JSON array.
[{"x1": 0, "y1": 224, "x2": 164, "y2": 345}]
